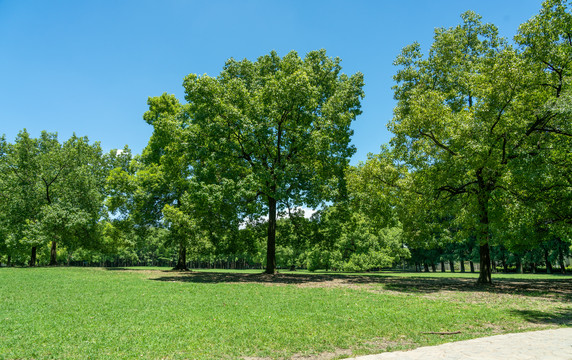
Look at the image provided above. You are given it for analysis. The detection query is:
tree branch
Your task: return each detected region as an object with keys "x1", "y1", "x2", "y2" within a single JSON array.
[
  {"x1": 436, "y1": 181, "x2": 478, "y2": 197},
  {"x1": 541, "y1": 60, "x2": 560, "y2": 74},
  {"x1": 418, "y1": 130, "x2": 458, "y2": 156},
  {"x1": 9, "y1": 165, "x2": 32, "y2": 186},
  {"x1": 501, "y1": 133, "x2": 508, "y2": 164},
  {"x1": 489, "y1": 95, "x2": 513, "y2": 135},
  {"x1": 535, "y1": 128, "x2": 572, "y2": 137}
]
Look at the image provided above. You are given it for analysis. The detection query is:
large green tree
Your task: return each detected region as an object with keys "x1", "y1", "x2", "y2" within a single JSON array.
[
  {"x1": 509, "y1": 0, "x2": 572, "y2": 249},
  {"x1": 389, "y1": 2, "x2": 571, "y2": 284},
  {"x1": 183, "y1": 50, "x2": 364, "y2": 273}
]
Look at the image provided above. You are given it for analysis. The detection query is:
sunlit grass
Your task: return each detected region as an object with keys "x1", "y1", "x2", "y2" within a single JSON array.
[{"x1": 0, "y1": 267, "x2": 570, "y2": 359}]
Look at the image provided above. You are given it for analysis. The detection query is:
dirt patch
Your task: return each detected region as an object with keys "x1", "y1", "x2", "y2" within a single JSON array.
[
  {"x1": 242, "y1": 348, "x2": 352, "y2": 360},
  {"x1": 361, "y1": 336, "x2": 415, "y2": 353},
  {"x1": 291, "y1": 348, "x2": 353, "y2": 360},
  {"x1": 147, "y1": 271, "x2": 572, "y2": 301},
  {"x1": 242, "y1": 337, "x2": 415, "y2": 359}
]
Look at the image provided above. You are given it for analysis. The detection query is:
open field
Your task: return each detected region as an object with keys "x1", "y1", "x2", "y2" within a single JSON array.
[{"x1": 0, "y1": 268, "x2": 570, "y2": 360}]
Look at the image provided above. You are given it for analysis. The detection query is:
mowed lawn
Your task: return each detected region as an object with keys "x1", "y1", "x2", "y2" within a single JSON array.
[{"x1": 0, "y1": 268, "x2": 571, "y2": 360}]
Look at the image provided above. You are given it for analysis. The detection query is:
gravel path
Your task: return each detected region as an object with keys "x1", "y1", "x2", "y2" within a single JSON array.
[{"x1": 351, "y1": 328, "x2": 572, "y2": 360}]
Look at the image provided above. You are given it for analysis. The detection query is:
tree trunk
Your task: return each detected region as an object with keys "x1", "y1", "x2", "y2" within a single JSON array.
[
  {"x1": 476, "y1": 189, "x2": 492, "y2": 284},
  {"x1": 469, "y1": 261, "x2": 475, "y2": 273},
  {"x1": 559, "y1": 248, "x2": 566, "y2": 274},
  {"x1": 516, "y1": 256, "x2": 523, "y2": 274},
  {"x1": 7, "y1": 255, "x2": 11, "y2": 267},
  {"x1": 477, "y1": 243, "x2": 492, "y2": 284},
  {"x1": 544, "y1": 248, "x2": 552, "y2": 274},
  {"x1": 423, "y1": 262, "x2": 429, "y2": 272},
  {"x1": 440, "y1": 261, "x2": 446, "y2": 272},
  {"x1": 449, "y1": 260, "x2": 455, "y2": 272},
  {"x1": 50, "y1": 241, "x2": 57, "y2": 266},
  {"x1": 460, "y1": 260, "x2": 465, "y2": 273},
  {"x1": 431, "y1": 263, "x2": 436, "y2": 272},
  {"x1": 29, "y1": 246, "x2": 37, "y2": 267},
  {"x1": 557, "y1": 238, "x2": 566, "y2": 274},
  {"x1": 265, "y1": 196, "x2": 277, "y2": 274},
  {"x1": 173, "y1": 244, "x2": 188, "y2": 270}
]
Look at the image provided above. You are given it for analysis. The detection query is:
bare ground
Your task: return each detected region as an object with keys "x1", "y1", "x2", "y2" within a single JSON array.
[{"x1": 140, "y1": 270, "x2": 572, "y2": 300}]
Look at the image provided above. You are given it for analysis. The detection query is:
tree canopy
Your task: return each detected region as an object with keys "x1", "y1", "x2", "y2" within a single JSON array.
[
  {"x1": 0, "y1": 1, "x2": 569, "y2": 280},
  {"x1": 389, "y1": 1, "x2": 572, "y2": 283},
  {"x1": 1, "y1": 130, "x2": 106, "y2": 266},
  {"x1": 182, "y1": 49, "x2": 364, "y2": 273}
]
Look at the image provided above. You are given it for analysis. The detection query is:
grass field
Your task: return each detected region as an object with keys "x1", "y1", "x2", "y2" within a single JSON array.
[{"x1": 0, "y1": 267, "x2": 570, "y2": 359}]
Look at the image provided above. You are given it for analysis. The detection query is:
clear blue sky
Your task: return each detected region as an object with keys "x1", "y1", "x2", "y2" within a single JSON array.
[{"x1": 0, "y1": 0, "x2": 544, "y2": 164}]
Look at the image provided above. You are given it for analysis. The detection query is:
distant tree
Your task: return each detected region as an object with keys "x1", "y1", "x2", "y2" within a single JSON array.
[
  {"x1": 346, "y1": 148, "x2": 401, "y2": 230},
  {"x1": 107, "y1": 94, "x2": 239, "y2": 270},
  {"x1": 1, "y1": 130, "x2": 106, "y2": 266},
  {"x1": 106, "y1": 95, "x2": 189, "y2": 269},
  {"x1": 276, "y1": 209, "x2": 313, "y2": 270},
  {"x1": 0, "y1": 136, "x2": 13, "y2": 265},
  {"x1": 3, "y1": 131, "x2": 42, "y2": 265}
]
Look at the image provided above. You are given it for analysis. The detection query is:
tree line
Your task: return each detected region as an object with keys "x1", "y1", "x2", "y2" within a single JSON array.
[{"x1": 1, "y1": 0, "x2": 570, "y2": 284}]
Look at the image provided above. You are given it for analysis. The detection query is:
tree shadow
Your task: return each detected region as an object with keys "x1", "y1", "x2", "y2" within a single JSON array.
[
  {"x1": 151, "y1": 271, "x2": 341, "y2": 284},
  {"x1": 104, "y1": 267, "x2": 179, "y2": 272},
  {"x1": 381, "y1": 276, "x2": 572, "y2": 300},
  {"x1": 149, "y1": 271, "x2": 572, "y2": 301},
  {"x1": 509, "y1": 308, "x2": 572, "y2": 326}
]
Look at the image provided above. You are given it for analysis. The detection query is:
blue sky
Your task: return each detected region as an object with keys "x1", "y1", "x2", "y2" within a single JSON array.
[{"x1": 0, "y1": 0, "x2": 544, "y2": 164}]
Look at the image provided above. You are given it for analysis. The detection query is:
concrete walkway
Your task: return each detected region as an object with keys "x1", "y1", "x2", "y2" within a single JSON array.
[{"x1": 351, "y1": 328, "x2": 572, "y2": 360}]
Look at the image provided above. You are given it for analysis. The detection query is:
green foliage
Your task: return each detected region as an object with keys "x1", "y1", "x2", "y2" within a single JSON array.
[
  {"x1": 306, "y1": 204, "x2": 408, "y2": 272},
  {"x1": 2, "y1": 4, "x2": 569, "y2": 276},
  {"x1": 305, "y1": 245, "x2": 341, "y2": 272},
  {"x1": 0, "y1": 130, "x2": 107, "y2": 265},
  {"x1": 183, "y1": 49, "x2": 364, "y2": 273},
  {"x1": 388, "y1": 2, "x2": 572, "y2": 283},
  {"x1": 162, "y1": 204, "x2": 211, "y2": 255}
]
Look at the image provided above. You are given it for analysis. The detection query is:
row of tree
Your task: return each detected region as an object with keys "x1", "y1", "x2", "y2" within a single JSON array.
[
  {"x1": 0, "y1": 131, "x2": 133, "y2": 266},
  {"x1": 1, "y1": 0, "x2": 570, "y2": 284}
]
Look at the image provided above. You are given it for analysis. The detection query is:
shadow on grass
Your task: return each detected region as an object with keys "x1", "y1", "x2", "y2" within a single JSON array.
[
  {"x1": 105, "y1": 267, "x2": 179, "y2": 272},
  {"x1": 509, "y1": 308, "x2": 572, "y2": 325},
  {"x1": 380, "y1": 277, "x2": 572, "y2": 300},
  {"x1": 149, "y1": 271, "x2": 572, "y2": 301}
]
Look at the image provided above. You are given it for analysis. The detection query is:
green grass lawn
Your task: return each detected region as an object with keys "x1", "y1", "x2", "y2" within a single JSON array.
[{"x1": 0, "y1": 267, "x2": 570, "y2": 360}]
